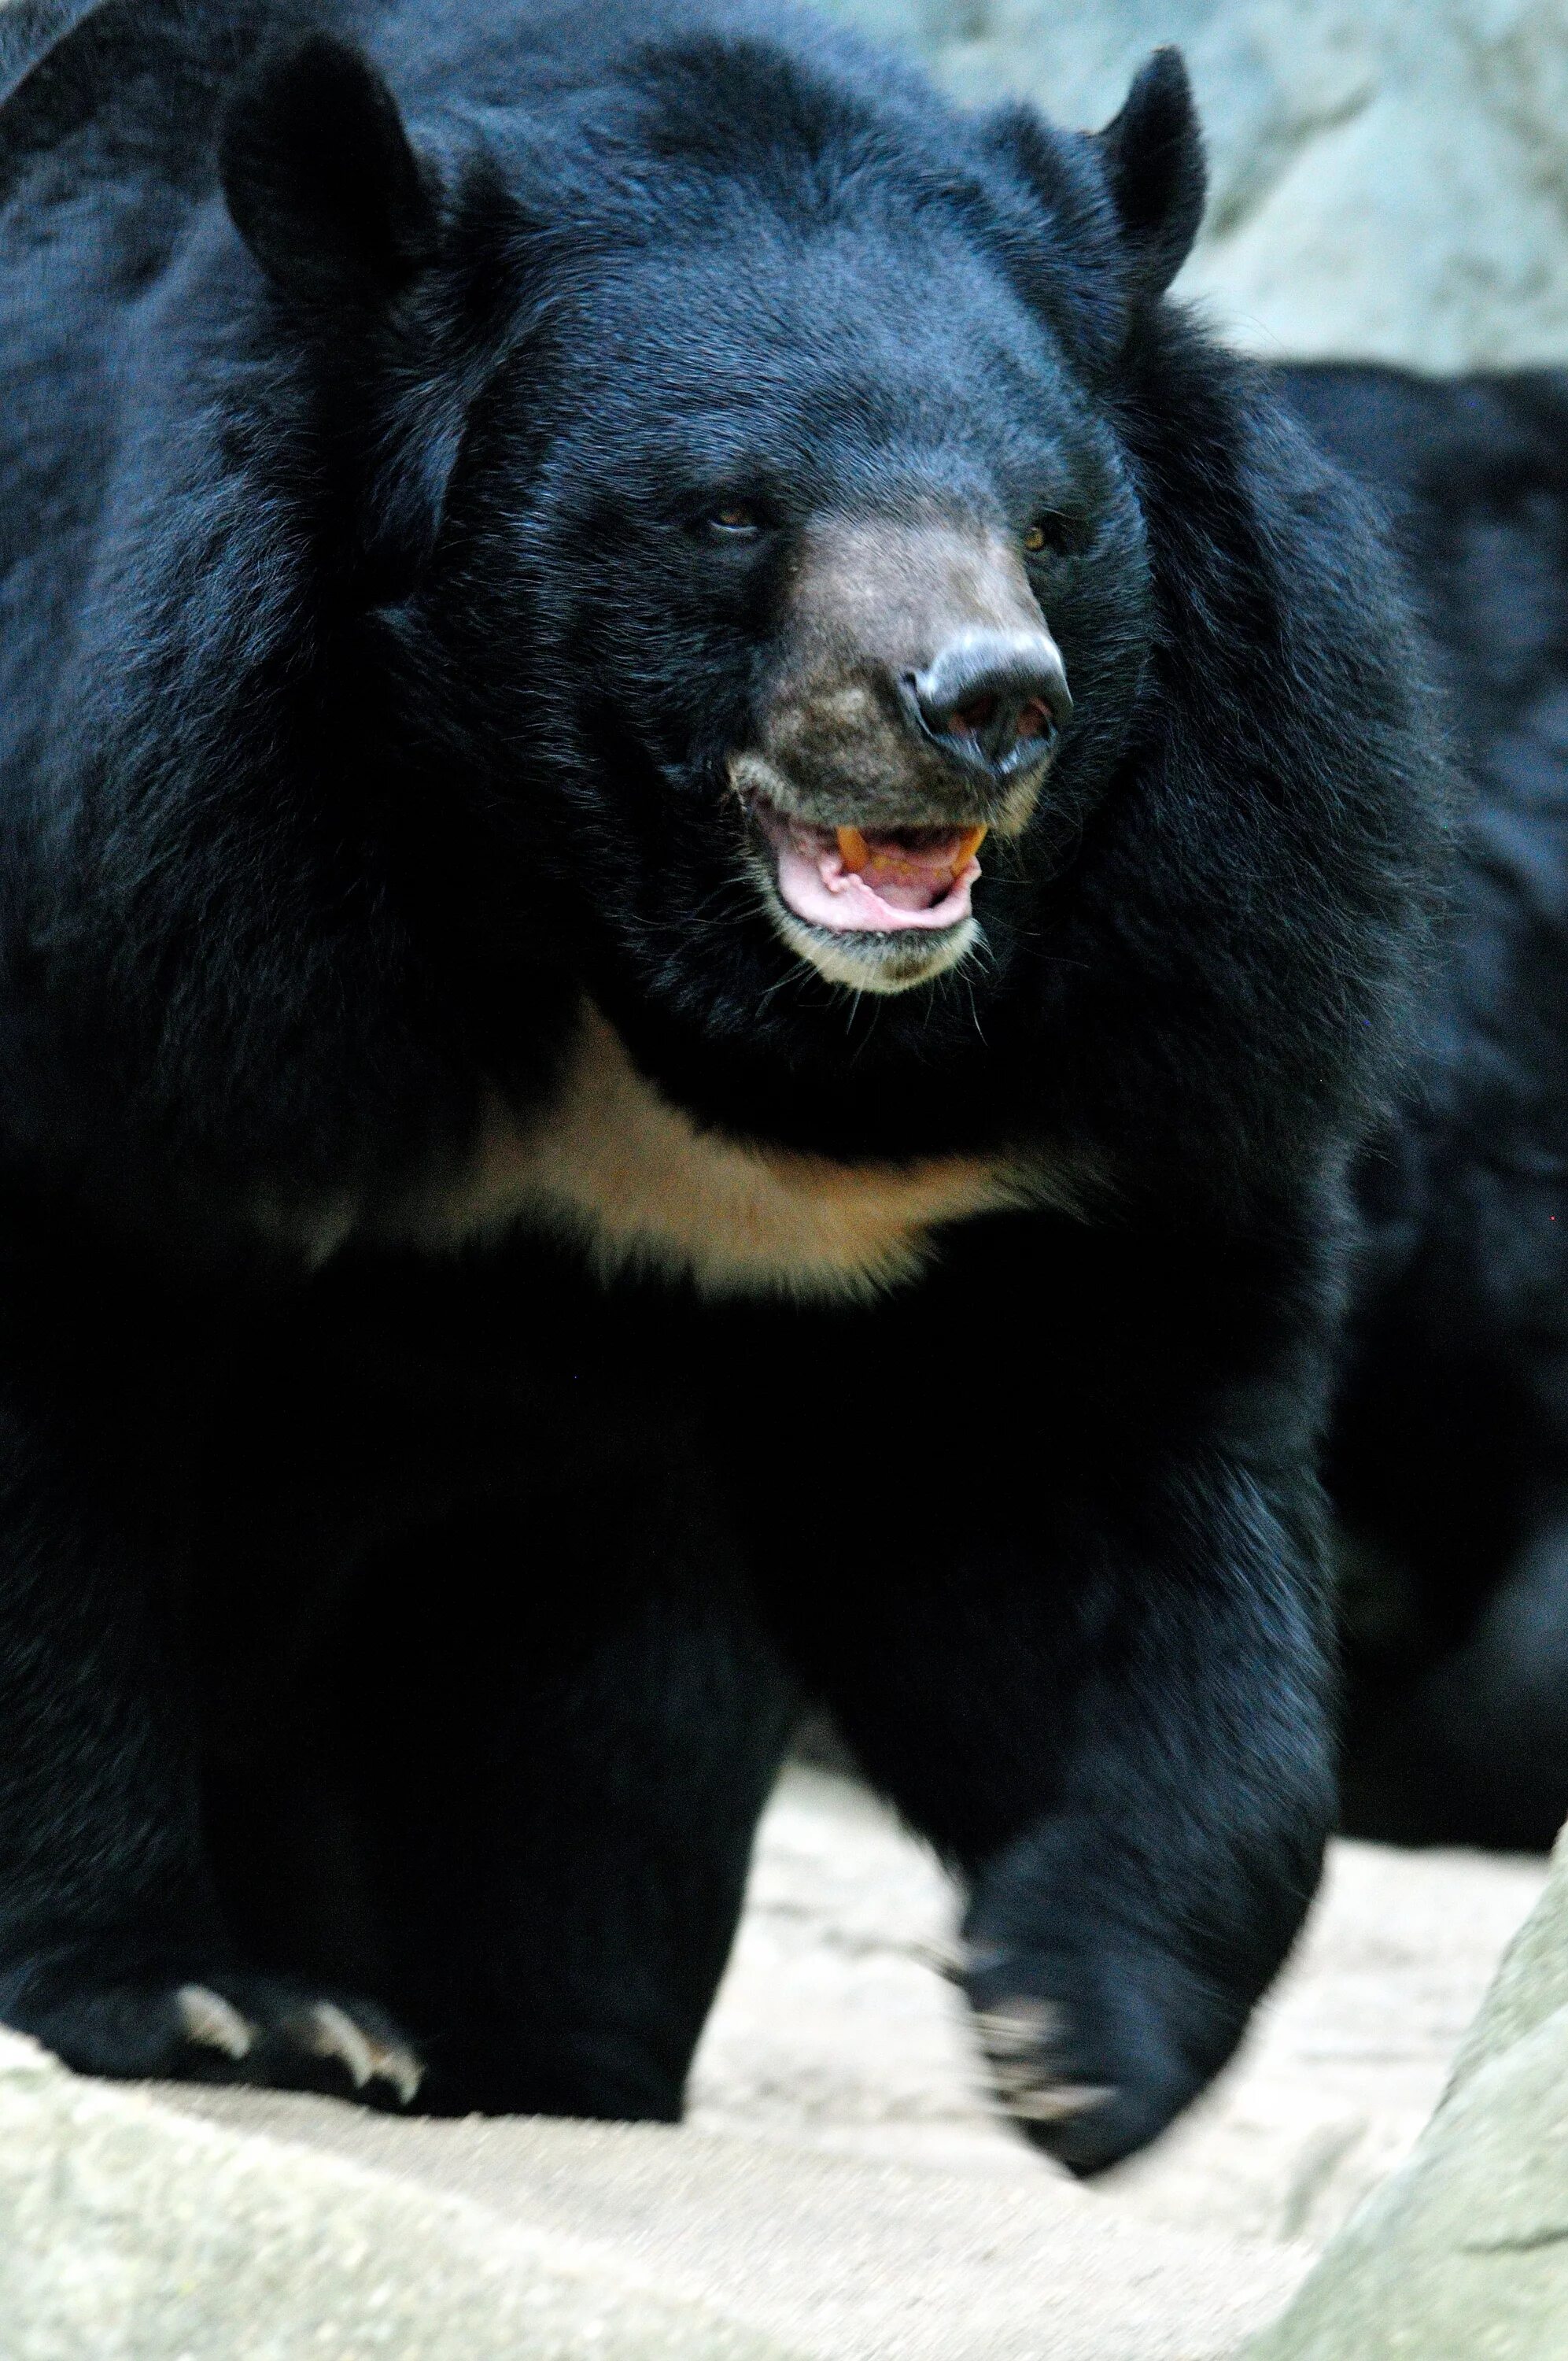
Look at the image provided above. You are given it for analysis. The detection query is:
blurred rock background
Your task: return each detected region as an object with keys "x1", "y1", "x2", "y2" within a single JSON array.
[{"x1": 818, "y1": 0, "x2": 1568, "y2": 368}]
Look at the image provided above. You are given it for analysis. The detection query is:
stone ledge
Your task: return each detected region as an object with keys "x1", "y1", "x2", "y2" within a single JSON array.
[
  {"x1": 1249, "y1": 1822, "x2": 1568, "y2": 2359},
  {"x1": 0, "y1": 2027, "x2": 800, "y2": 2361}
]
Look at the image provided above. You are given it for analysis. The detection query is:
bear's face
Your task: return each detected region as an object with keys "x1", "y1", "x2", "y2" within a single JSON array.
[
  {"x1": 222, "y1": 34, "x2": 1198, "y2": 1084},
  {"x1": 433, "y1": 208, "x2": 1153, "y2": 1018}
]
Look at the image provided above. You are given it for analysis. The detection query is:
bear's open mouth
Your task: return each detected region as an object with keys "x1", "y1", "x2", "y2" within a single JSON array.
[{"x1": 751, "y1": 800, "x2": 987, "y2": 934}]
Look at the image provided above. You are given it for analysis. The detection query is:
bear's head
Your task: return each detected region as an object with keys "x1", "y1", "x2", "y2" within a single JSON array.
[{"x1": 218, "y1": 24, "x2": 1204, "y2": 1088}]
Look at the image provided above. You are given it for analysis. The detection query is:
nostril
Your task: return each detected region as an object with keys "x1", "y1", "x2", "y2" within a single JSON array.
[
  {"x1": 949, "y1": 691, "x2": 999, "y2": 738},
  {"x1": 906, "y1": 630, "x2": 1072, "y2": 774}
]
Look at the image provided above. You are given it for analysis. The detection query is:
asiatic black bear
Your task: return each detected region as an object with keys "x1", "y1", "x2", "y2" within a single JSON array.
[
  {"x1": 1280, "y1": 364, "x2": 1568, "y2": 1853},
  {"x1": 0, "y1": 0, "x2": 1446, "y2": 2173}
]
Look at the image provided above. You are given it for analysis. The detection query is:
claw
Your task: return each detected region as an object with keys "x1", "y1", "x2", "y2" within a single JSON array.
[
  {"x1": 1001, "y1": 2081, "x2": 1115, "y2": 2125},
  {"x1": 299, "y1": 2001, "x2": 378, "y2": 2089},
  {"x1": 176, "y1": 1984, "x2": 254, "y2": 2060},
  {"x1": 972, "y1": 1997, "x2": 1111, "y2": 2129},
  {"x1": 367, "y1": 2038, "x2": 424, "y2": 2107},
  {"x1": 913, "y1": 1938, "x2": 968, "y2": 1985},
  {"x1": 292, "y1": 2001, "x2": 423, "y2": 2104},
  {"x1": 989, "y1": 2054, "x2": 1061, "y2": 2097},
  {"x1": 973, "y1": 2000, "x2": 1061, "y2": 2056}
]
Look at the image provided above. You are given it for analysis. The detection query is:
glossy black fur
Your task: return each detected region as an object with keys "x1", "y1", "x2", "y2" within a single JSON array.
[
  {"x1": 0, "y1": 0, "x2": 1447, "y2": 2171},
  {"x1": 1279, "y1": 364, "x2": 1568, "y2": 1852}
]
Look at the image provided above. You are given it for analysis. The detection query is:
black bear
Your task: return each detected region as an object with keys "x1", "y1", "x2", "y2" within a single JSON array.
[
  {"x1": 1278, "y1": 364, "x2": 1568, "y2": 1853},
  {"x1": 0, "y1": 0, "x2": 1447, "y2": 2174}
]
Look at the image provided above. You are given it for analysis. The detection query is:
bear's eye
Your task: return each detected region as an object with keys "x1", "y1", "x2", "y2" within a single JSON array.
[
  {"x1": 707, "y1": 503, "x2": 763, "y2": 538},
  {"x1": 1024, "y1": 515, "x2": 1070, "y2": 557}
]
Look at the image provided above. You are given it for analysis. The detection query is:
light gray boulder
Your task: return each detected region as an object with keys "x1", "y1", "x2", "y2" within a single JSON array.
[
  {"x1": 0, "y1": 2025, "x2": 799, "y2": 2361},
  {"x1": 816, "y1": 0, "x2": 1568, "y2": 368},
  {"x1": 1246, "y1": 1819, "x2": 1568, "y2": 2360}
]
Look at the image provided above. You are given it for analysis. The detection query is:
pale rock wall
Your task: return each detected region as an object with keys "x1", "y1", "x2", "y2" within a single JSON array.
[{"x1": 816, "y1": 0, "x2": 1568, "y2": 368}]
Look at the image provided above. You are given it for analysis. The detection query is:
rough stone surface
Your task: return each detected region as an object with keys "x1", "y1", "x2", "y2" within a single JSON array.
[
  {"x1": 1246, "y1": 1819, "x2": 1568, "y2": 2359},
  {"x1": 1446, "y1": 1815, "x2": 1568, "y2": 2094},
  {"x1": 145, "y1": 1770, "x2": 1544, "y2": 2360},
  {"x1": 158, "y1": 2097, "x2": 1309, "y2": 2361},
  {"x1": 815, "y1": 0, "x2": 1568, "y2": 369},
  {"x1": 0, "y1": 2023, "x2": 798, "y2": 2361},
  {"x1": 0, "y1": 1768, "x2": 1550, "y2": 2356}
]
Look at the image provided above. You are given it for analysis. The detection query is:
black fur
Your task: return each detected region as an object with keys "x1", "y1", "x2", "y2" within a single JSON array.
[
  {"x1": 1279, "y1": 364, "x2": 1568, "y2": 1852},
  {"x1": 0, "y1": 0, "x2": 1447, "y2": 2171}
]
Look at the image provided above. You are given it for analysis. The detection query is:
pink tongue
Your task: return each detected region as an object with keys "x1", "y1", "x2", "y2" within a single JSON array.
[
  {"x1": 769, "y1": 825, "x2": 980, "y2": 933},
  {"x1": 854, "y1": 848, "x2": 968, "y2": 907}
]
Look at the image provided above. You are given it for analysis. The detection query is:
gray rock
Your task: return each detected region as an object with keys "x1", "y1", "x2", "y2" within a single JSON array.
[
  {"x1": 814, "y1": 0, "x2": 1568, "y2": 368},
  {"x1": 1246, "y1": 1820, "x2": 1568, "y2": 2359},
  {"x1": 133, "y1": 1774, "x2": 1546, "y2": 2360},
  {"x1": 0, "y1": 2025, "x2": 799, "y2": 2361},
  {"x1": 0, "y1": 1769, "x2": 1551, "y2": 2360}
]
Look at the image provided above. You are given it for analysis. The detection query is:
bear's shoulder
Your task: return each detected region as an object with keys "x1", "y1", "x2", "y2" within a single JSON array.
[{"x1": 0, "y1": 0, "x2": 338, "y2": 209}]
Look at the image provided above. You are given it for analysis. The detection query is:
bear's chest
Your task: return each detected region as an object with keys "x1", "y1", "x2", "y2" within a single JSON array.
[{"x1": 396, "y1": 1002, "x2": 1090, "y2": 1302}]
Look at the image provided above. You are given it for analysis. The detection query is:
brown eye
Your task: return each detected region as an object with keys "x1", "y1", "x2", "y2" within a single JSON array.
[
  {"x1": 1025, "y1": 513, "x2": 1084, "y2": 559},
  {"x1": 712, "y1": 503, "x2": 761, "y2": 534}
]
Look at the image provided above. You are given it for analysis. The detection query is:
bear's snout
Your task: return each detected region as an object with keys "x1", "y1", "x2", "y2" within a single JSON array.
[{"x1": 752, "y1": 517, "x2": 1067, "y2": 836}]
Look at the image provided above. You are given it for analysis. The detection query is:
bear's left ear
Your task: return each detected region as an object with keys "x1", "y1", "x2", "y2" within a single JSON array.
[
  {"x1": 220, "y1": 36, "x2": 439, "y2": 309},
  {"x1": 1088, "y1": 48, "x2": 1206, "y2": 303}
]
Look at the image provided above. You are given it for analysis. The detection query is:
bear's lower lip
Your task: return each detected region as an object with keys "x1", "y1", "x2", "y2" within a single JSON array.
[{"x1": 749, "y1": 800, "x2": 985, "y2": 933}]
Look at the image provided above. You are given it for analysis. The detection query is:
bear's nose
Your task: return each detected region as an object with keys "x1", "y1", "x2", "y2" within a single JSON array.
[{"x1": 902, "y1": 629, "x2": 1072, "y2": 776}]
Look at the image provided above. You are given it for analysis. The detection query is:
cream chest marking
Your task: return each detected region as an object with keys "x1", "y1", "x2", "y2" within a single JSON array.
[{"x1": 399, "y1": 1001, "x2": 1094, "y2": 1301}]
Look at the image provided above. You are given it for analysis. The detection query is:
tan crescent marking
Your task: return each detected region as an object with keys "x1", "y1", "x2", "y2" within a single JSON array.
[{"x1": 397, "y1": 999, "x2": 1099, "y2": 1302}]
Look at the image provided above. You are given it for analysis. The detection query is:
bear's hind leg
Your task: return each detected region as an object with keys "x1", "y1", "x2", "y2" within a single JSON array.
[{"x1": 332, "y1": 1491, "x2": 797, "y2": 2119}]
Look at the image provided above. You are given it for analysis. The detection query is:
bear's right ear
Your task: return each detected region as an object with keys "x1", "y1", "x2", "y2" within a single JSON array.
[
  {"x1": 220, "y1": 36, "x2": 438, "y2": 309},
  {"x1": 1088, "y1": 48, "x2": 1206, "y2": 303}
]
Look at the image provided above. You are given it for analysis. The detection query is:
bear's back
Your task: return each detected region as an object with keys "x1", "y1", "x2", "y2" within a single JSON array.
[
  {"x1": 0, "y1": 0, "x2": 303, "y2": 201},
  {"x1": 0, "y1": 0, "x2": 909, "y2": 193}
]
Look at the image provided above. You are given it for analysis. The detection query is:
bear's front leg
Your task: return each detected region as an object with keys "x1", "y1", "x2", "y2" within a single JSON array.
[
  {"x1": 953, "y1": 1453, "x2": 1333, "y2": 2174},
  {"x1": 754, "y1": 1417, "x2": 1334, "y2": 2177},
  {"x1": 0, "y1": 1395, "x2": 421, "y2": 2104}
]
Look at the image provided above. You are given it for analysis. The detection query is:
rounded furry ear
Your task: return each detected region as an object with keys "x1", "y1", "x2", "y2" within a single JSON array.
[
  {"x1": 1090, "y1": 48, "x2": 1205, "y2": 302},
  {"x1": 220, "y1": 36, "x2": 437, "y2": 307}
]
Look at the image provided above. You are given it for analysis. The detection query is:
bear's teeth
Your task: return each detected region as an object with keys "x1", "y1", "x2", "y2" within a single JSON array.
[{"x1": 831, "y1": 822, "x2": 987, "y2": 896}]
